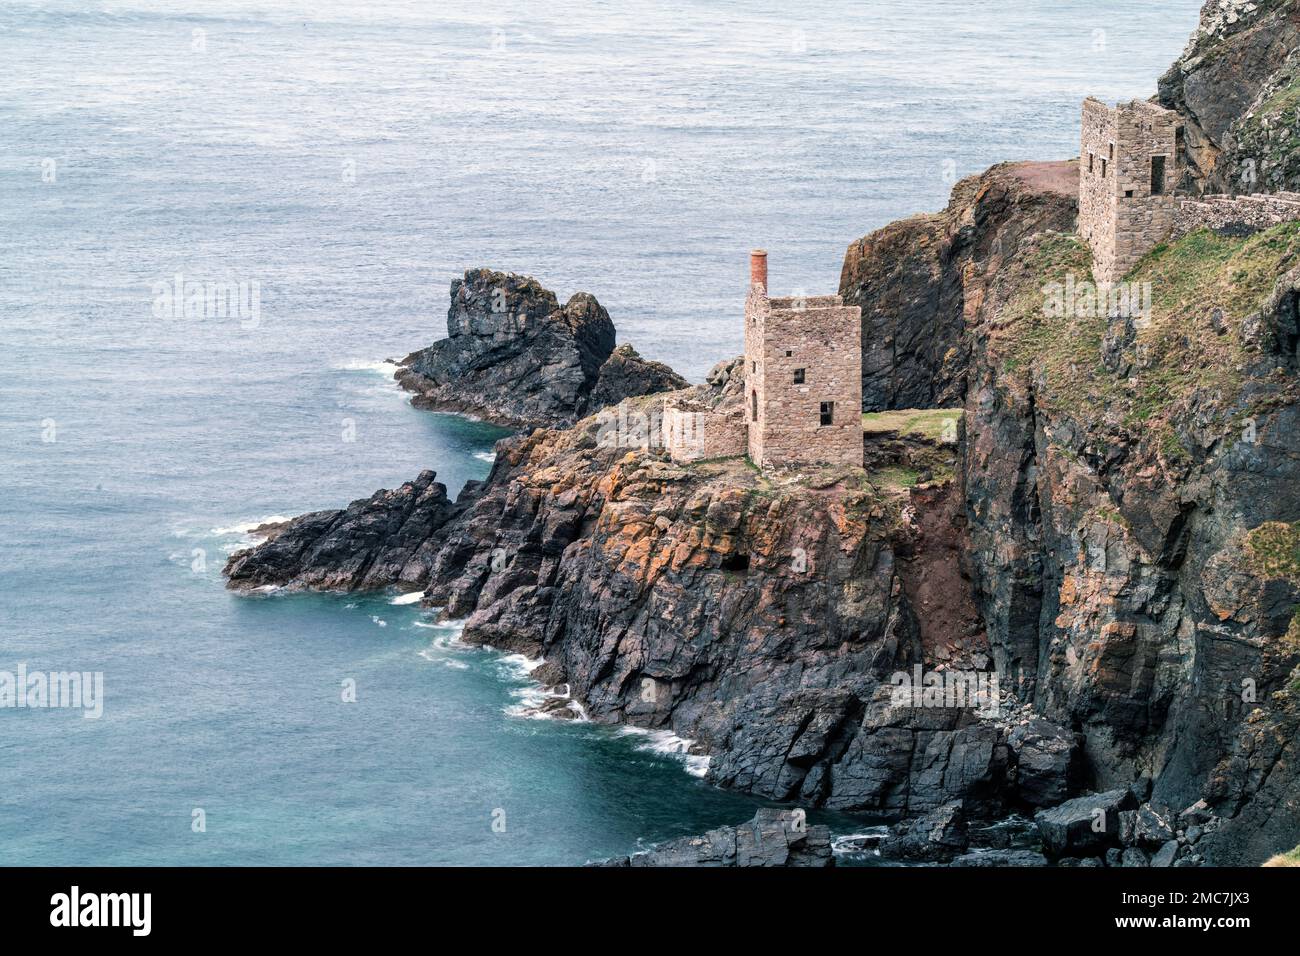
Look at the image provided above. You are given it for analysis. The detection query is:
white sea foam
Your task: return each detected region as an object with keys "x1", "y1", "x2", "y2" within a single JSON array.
[
  {"x1": 416, "y1": 620, "x2": 471, "y2": 663},
  {"x1": 504, "y1": 681, "x2": 588, "y2": 721},
  {"x1": 211, "y1": 516, "x2": 292, "y2": 536},
  {"x1": 616, "y1": 726, "x2": 711, "y2": 778},
  {"x1": 831, "y1": 828, "x2": 890, "y2": 859},
  {"x1": 473, "y1": 451, "x2": 496, "y2": 463},
  {"x1": 334, "y1": 359, "x2": 400, "y2": 377},
  {"x1": 371, "y1": 616, "x2": 387, "y2": 627},
  {"x1": 388, "y1": 590, "x2": 425, "y2": 605},
  {"x1": 497, "y1": 652, "x2": 545, "y2": 677}
]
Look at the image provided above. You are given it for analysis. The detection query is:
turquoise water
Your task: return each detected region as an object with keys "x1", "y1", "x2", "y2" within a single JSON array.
[{"x1": 0, "y1": 0, "x2": 1200, "y2": 865}]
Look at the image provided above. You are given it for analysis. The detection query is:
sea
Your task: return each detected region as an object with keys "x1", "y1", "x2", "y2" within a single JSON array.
[{"x1": 0, "y1": 0, "x2": 1201, "y2": 864}]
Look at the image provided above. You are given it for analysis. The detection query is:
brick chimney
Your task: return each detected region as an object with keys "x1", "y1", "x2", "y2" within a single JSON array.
[{"x1": 750, "y1": 249, "x2": 768, "y2": 293}]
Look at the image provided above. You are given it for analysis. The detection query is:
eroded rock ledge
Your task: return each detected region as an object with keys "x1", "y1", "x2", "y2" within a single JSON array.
[
  {"x1": 395, "y1": 268, "x2": 686, "y2": 429},
  {"x1": 589, "y1": 809, "x2": 833, "y2": 867}
]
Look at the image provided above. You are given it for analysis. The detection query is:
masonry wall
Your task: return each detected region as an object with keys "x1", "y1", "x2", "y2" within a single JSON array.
[
  {"x1": 1079, "y1": 97, "x2": 1118, "y2": 282},
  {"x1": 702, "y1": 410, "x2": 747, "y2": 459},
  {"x1": 744, "y1": 290, "x2": 769, "y2": 465},
  {"x1": 1080, "y1": 99, "x2": 1180, "y2": 284},
  {"x1": 663, "y1": 405, "x2": 746, "y2": 462},
  {"x1": 745, "y1": 292, "x2": 862, "y2": 468},
  {"x1": 1172, "y1": 193, "x2": 1300, "y2": 239},
  {"x1": 1112, "y1": 102, "x2": 1179, "y2": 282}
]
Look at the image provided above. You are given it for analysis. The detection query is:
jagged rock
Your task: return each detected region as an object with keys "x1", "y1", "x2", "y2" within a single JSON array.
[
  {"x1": 223, "y1": 470, "x2": 462, "y2": 591},
  {"x1": 839, "y1": 161, "x2": 1077, "y2": 411},
  {"x1": 1159, "y1": 0, "x2": 1300, "y2": 192},
  {"x1": 1035, "y1": 789, "x2": 1138, "y2": 857},
  {"x1": 1119, "y1": 810, "x2": 1139, "y2": 846},
  {"x1": 1151, "y1": 840, "x2": 1181, "y2": 868},
  {"x1": 949, "y1": 849, "x2": 1049, "y2": 867},
  {"x1": 1122, "y1": 847, "x2": 1150, "y2": 867},
  {"x1": 1058, "y1": 856, "x2": 1104, "y2": 867},
  {"x1": 593, "y1": 809, "x2": 832, "y2": 867},
  {"x1": 1008, "y1": 718, "x2": 1080, "y2": 807},
  {"x1": 587, "y1": 344, "x2": 688, "y2": 413},
  {"x1": 228, "y1": 373, "x2": 975, "y2": 811},
  {"x1": 396, "y1": 269, "x2": 680, "y2": 428},
  {"x1": 879, "y1": 800, "x2": 969, "y2": 862},
  {"x1": 1133, "y1": 804, "x2": 1175, "y2": 847}
]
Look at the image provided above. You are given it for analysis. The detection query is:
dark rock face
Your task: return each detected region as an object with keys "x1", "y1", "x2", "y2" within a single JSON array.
[
  {"x1": 839, "y1": 161, "x2": 1078, "y2": 411},
  {"x1": 950, "y1": 848, "x2": 1048, "y2": 867},
  {"x1": 223, "y1": 470, "x2": 464, "y2": 591},
  {"x1": 587, "y1": 344, "x2": 689, "y2": 413},
  {"x1": 396, "y1": 269, "x2": 685, "y2": 429},
  {"x1": 228, "y1": 375, "x2": 1045, "y2": 817},
  {"x1": 1034, "y1": 789, "x2": 1138, "y2": 858},
  {"x1": 878, "y1": 800, "x2": 969, "y2": 862},
  {"x1": 1008, "y1": 718, "x2": 1081, "y2": 808},
  {"x1": 1158, "y1": 0, "x2": 1300, "y2": 193},
  {"x1": 592, "y1": 809, "x2": 832, "y2": 867}
]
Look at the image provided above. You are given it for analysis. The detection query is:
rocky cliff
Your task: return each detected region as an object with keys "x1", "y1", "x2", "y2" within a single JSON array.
[
  {"x1": 396, "y1": 268, "x2": 686, "y2": 428},
  {"x1": 229, "y1": 367, "x2": 1063, "y2": 818},
  {"x1": 224, "y1": 2, "x2": 1300, "y2": 866},
  {"x1": 839, "y1": 161, "x2": 1077, "y2": 411},
  {"x1": 1158, "y1": 0, "x2": 1300, "y2": 193}
]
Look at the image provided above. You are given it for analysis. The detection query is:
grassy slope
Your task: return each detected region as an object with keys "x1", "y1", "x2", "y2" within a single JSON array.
[{"x1": 994, "y1": 222, "x2": 1300, "y2": 461}]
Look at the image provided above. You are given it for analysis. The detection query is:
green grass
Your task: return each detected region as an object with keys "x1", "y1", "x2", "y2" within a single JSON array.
[
  {"x1": 870, "y1": 466, "x2": 921, "y2": 490},
  {"x1": 992, "y1": 223, "x2": 1300, "y2": 450},
  {"x1": 861, "y1": 408, "x2": 963, "y2": 442},
  {"x1": 1244, "y1": 522, "x2": 1300, "y2": 653},
  {"x1": 1244, "y1": 521, "x2": 1300, "y2": 582}
]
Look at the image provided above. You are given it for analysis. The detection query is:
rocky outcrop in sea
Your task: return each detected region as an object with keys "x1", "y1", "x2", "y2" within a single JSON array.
[
  {"x1": 590, "y1": 809, "x2": 833, "y2": 867},
  {"x1": 395, "y1": 268, "x2": 686, "y2": 429}
]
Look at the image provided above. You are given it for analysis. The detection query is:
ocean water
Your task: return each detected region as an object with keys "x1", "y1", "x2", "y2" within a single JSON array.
[{"x1": 0, "y1": 0, "x2": 1201, "y2": 865}]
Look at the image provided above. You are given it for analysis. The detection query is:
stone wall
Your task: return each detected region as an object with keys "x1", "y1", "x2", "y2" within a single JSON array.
[
  {"x1": 745, "y1": 289, "x2": 862, "y2": 468},
  {"x1": 663, "y1": 404, "x2": 746, "y2": 463},
  {"x1": 1172, "y1": 192, "x2": 1300, "y2": 238},
  {"x1": 1079, "y1": 98, "x2": 1118, "y2": 281},
  {"x1": 1079, "y1": 99, "x2": 1181, "y2": 284}
]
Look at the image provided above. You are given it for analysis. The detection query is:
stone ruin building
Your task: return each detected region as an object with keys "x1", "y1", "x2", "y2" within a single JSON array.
[
  {"x1": 1080, "y1": 97, "x2": 1300, "y2": 284},
  {"x1": 663, "y1": 251, "x2": 863, "y2": 470}
]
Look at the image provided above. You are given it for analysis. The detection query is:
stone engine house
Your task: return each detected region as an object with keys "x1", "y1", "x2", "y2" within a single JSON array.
[
  {"x1": 743, "y1": 250, "x2": 863, "y2": 468},
  {"x1": 1078, "y1": 98, "x2": 1182, "y2": 285}
]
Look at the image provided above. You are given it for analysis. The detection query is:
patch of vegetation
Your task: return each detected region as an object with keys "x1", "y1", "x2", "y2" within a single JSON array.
[
  {"x1": 1245, "y1": 522, "x2": 1300, "y2": 655},
  {"x1": 1244, "y1": 521, "x2": 1300, "y2": 582},
  {"x1": 1263, "y1": 843, "x2": 1300, "y2": 867},
  {"x1": 1094, "y1": 504, "x2": 1130, "y2": 530},
  {"x1": 862, "y1": 408, "x2": 963, "y2": 442},
  {"x1": 1256, "y1": 72, "x2": 1300, "y2": 126},
  {"x1": 870, "y1": 466, "x2": 921, "y2": 490},
  {"x1": 994, "y1": 223, "x2": 1300, "y2": 446}
]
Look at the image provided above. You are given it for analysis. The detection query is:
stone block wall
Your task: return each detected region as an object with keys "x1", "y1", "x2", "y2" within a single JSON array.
[
  {"x1": 1172, "y1": 193, "x2": 1300, "y2": 238},
  {"x1": 663, "y1": 404, "x2": 746, "y2": 463},
  {"x1": 1079, "y1": 97, "x2": 1118, "y2": 280},
  {"x1": 745, "y1": 288, "x2": 863, "y2": 469},
  {"x1": 1080, "y1": 99, "x2": 1181, "y2": 284}
]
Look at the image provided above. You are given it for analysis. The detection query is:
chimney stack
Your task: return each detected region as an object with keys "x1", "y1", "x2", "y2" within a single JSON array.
[{"x1": 750, "y1": 249, "x2": 768, "y2": 293}]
